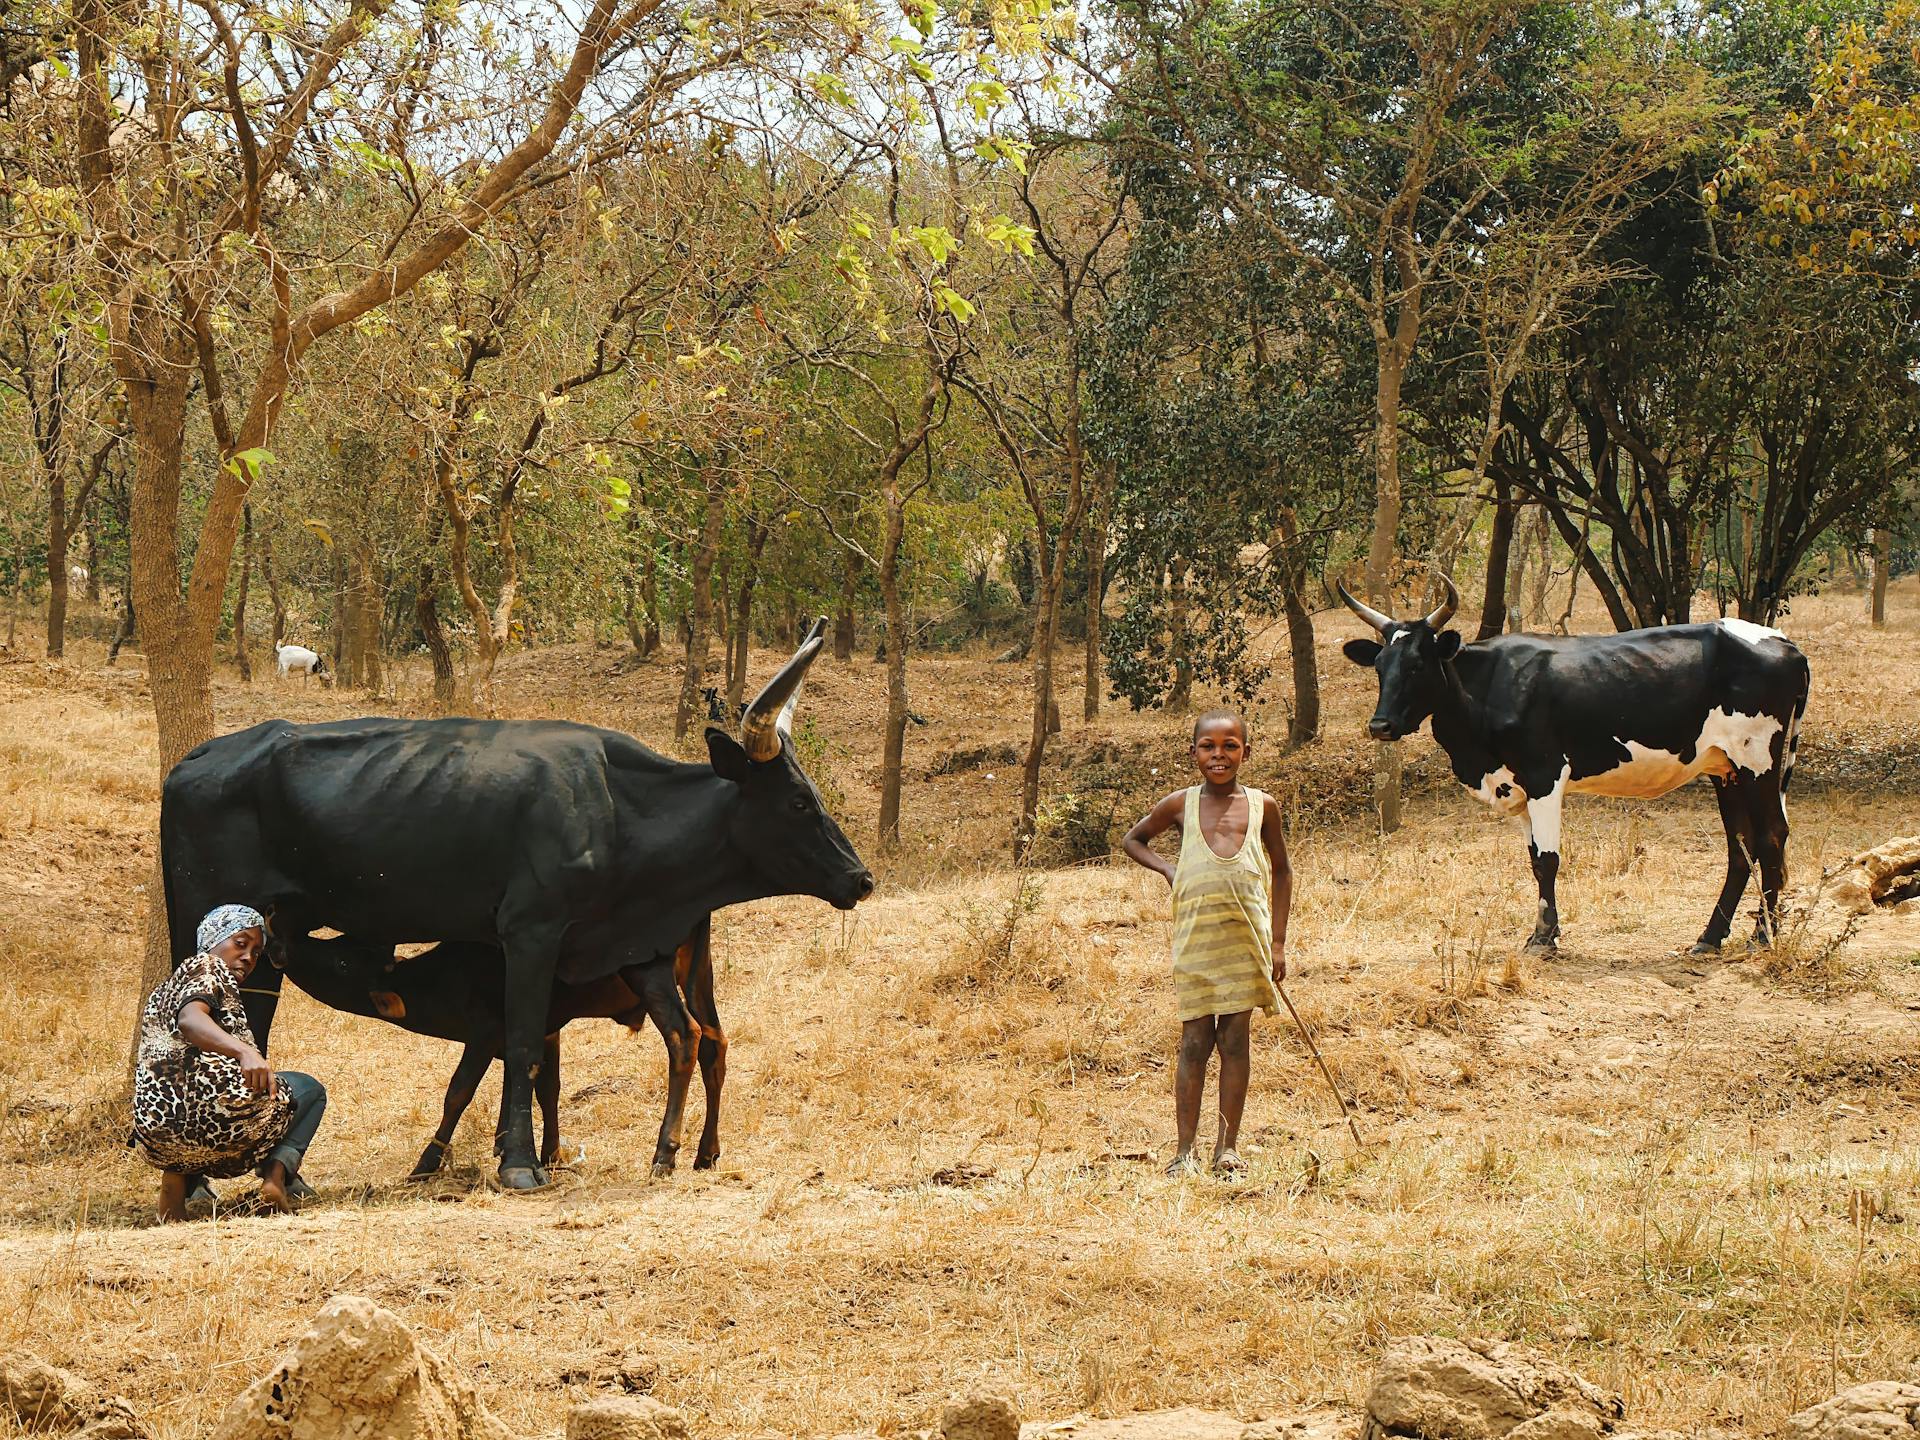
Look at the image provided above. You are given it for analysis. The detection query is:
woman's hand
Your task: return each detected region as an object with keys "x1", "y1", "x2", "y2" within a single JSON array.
[{"x1": 236, "y1": 1046, "x2": 274, "y2": 1096}]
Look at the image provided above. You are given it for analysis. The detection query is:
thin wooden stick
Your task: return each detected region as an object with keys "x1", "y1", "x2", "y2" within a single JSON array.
[{"x1": 1277, "y1": 983, "x2": 1365, "y2": 1150}]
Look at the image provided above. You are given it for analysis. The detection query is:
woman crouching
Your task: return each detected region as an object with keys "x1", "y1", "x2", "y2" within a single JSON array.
[{"x1": 130, "y1": 905, "x2": 327, "y2": 1223}]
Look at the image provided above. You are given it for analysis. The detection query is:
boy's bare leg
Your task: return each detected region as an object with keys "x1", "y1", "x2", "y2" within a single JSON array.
[
  {"x1": 1169, "y1": 1016, "x2": 1218, "y2": 1173},
  {"x1": 157, "y1": 1171, "x2": 189, "y2": 1224},
  {"x1": 1212, "y1": 1010, "x2": 1253, "y2": 1172}
]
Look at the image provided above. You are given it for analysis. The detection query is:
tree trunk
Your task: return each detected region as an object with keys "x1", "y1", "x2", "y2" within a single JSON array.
[
  {"x1": 418, "y1": 586, "x2": 456, "y2": 710},
  {"x1": 1275, "y1": 508, "x2": 1319, "y2": 747},
  {"x1": 1478, "y1": 480, "x2": 1515, "y2": 641},
  {"x1": 332, "y1": 549, "x2": 351, "y2": 679},
  {"x1": 46, "y1": 472, "x2": 69, "y2": 659},
  {"x1": 1167, "y1": 561, "x2": 1192, "y2": 712},
  {"x1": 1366, "y1": 349, "x2": 1408, "y2": 834},
  {"x1": 352, "y1": 538, "x2": 383, "y2": 692},
  {"x1": 834, "y1": 548, "x2": 858, "y2": 661},
  {"x1": 640, "y1": 536, "x2": 661, "y2": 655},
  {"x1": 674, "y1": 470, "x2": 726, "y2": 741},
  {"x1": 1525, "y1": 509, "x2": 1552, "y2": 631},
  {"x1": 1083, "y1": 460, "x2": 1113, "y2": 721},
  {"x1": 877, "y1": 494, "x2": 910, "y2": 849},
  {"x1": 1872, "y1": 527, "x2": 1891, "y2": 627},
  {"x1": 1017, "y1": 566, "x2": 1066, "y2": 856},
  {"x1": 106, "y1": 588, "x2": 135, "y2": 665},
  {"x1": 260, "y1": 522, "x2": 286, "y2": 650},
  {"x1": 233, "y1": 504, "x2": 253, "y2": 682},
  {"x1": 726, "y1": 516, "x2": 769, "y2": 717},
  {"x1": 125, "y1": 351, "x2": 212, "y2": 778}
]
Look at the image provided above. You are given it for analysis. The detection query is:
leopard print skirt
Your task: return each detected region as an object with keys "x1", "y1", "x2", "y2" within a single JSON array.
[{"x1": 129, "y1": 953, "x2": 294, "y2": 1178}]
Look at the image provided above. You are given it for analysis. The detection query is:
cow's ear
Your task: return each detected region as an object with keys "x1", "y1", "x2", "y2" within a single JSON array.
[
  {"x1": 1342, "y1": 638, "x2": 1382, "y2": 667},
  {"x1": 1435, "y1": 629, "x2": 1463, "y2": 661},
  {"x1": 706, "y1": 728, "x2": 750, "y2": 781}
]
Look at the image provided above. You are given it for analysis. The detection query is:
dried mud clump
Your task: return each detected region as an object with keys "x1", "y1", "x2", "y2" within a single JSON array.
[
  {"x1": 0, "y1": 1351, "x2": 147, "y2": 1438},
  {"x1": 1826, "y1": 836, "x2": 1920, "y2": 914},
  {"x1": 210, "y1": 1294, "x2": 511, "y2": 1440},
  {"x1": 566, "y1": 1394, "x2": 693, "y2": 1440},
  {"x1": 940, "y1": 1394, "x2": 1022, "y2": 1440},
  {"x1": 1784, "y1": 1380, "x2": 1920, "y2": 1438},
  {"x1": 1361, "y1": 1335, "x2": 1623, "y2": 1439}
]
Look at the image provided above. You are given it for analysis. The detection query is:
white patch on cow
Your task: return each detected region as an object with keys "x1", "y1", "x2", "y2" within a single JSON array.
[
  {"x1": 1699, "y1": 706, "x2": 1782, "y2": 776},
  {"x1": 1389, "y1": 631, "x2": 1409, "y2": 645},
  {"x1": 1525, "y1": 764, "x2": 1570, "y2": 857},
  {"x1": 1470, "y1": 765, "x2": 1527, "y2": 816},
  {"x1": 1718, "y1": 616, "x2": 1786, "y2": 646},
  {"x1": 1568, "y1": 707, "x2": 1783, "y2": 800}
]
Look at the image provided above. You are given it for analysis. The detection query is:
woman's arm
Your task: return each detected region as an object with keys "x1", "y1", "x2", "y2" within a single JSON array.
[
  {"x1": 1262, "y1": 798, "x2": 1292, "y2": 981},
  {"x1": 1122, "y1": 790, "x2": 1187, "y2": 884},
  {"x1": 177, "y1": 1001, "x2": 274, "y2": 1095}
]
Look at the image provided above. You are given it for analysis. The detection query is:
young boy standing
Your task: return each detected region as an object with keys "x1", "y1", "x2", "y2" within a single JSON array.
[{"x1": 1122, "y1": 710, "x2": 1292, "y2": 1177}]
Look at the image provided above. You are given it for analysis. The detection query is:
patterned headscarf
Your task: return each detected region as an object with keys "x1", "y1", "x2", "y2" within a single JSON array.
[{"x1": 197, "y1": 904, "x2": 266, "y2": 955}]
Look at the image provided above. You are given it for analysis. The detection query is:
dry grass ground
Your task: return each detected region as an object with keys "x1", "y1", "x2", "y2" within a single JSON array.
[{"x1": 3, "y1": 585, "x2": 1920, "y2": 1439}]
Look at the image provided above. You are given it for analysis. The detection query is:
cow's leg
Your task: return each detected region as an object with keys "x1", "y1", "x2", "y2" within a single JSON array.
[
  {"x1": 538, "y1": 1034, "x2": 562, "y2": 1166},
  {"x1": 1694, "y1": 776, "x2": 1756, "y2": 953},
  {"x1": 636, "y1": 961, "x2": 698, "y2": 1179},
  {"x1": 494, "y1": 922, "x2": 565, "y2": 1190},
  {"x1": 683, "y1": 922, "x2": 727, "y2": 1170},
  {"x1": 1746, "y1": 775, "x2": 1790, "y2": 946},
  {"x1": 1522, "y1": 769, "x2": 1568, "y2": 952},
  {"x1": 411, "y1": 1043, "x2": 493, "y2": 1180}
]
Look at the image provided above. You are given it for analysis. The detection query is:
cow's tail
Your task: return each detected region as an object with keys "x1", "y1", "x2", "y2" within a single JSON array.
[{"x1": 1781, "y1": 647, "x2": 1810, "y2": 794}]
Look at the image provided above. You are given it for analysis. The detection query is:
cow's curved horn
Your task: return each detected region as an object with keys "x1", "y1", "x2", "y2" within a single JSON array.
[
  {"x1": 775, "y1": 616, "x2": 829, "y2": 745},
  {"x1": 1424, "y1": 572, "x2": 1459, "y2": 630},
  {"x1": 1336, "y1": 581, "x2": 1394, "y2": 636},
  {"x1": 741, "y1": 617, "x2": 828, "y2": 762}
]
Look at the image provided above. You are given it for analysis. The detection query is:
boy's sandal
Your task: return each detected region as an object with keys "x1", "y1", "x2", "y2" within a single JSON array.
[
  {"x1": 287, "y1": 1174, "x2": 317, "y2": 1203},
  {"x1": 1210, "y1": 1150, "x2": 1248, "y2": 1178},
  {"x1": 1163, "y1": 1154, "x2": 1202, "y2": 1178},
  {"x1": 184, "y1": 1180, "x2": 217, "y2": 1218}
]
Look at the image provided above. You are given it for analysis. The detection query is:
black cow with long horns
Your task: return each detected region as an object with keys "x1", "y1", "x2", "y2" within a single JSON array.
[
  {"x1": 160, "y1": 619, "x2": 870, "y2": 1189},
  {"x1": 1338, "y1": 579, "x2": 1810, "y2": 954}
]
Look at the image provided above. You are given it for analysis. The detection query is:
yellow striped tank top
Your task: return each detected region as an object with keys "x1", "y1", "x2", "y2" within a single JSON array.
[{"x1": 1170, "y1": 785, "x2": 1281, "y2": 1022}]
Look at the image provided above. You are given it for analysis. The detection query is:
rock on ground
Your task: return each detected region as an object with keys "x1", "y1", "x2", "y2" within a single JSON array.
[
  {"x1": 1784, "y1": 1381, "x2": 1920, "y2": 1439},
  {"x1": 1033, "y1": 1408, "x2": 1351, "y2": 1440},
  {"x1": 0, "y1": 1351, "x2": 148, "y2": 1438},
  {"x1": 943, "y1": 1396, "x2": 1022, "y2": 1440},
  {"x1": 1361, "y1": 1336, "x2": 1623, "y2": 1440},
  {"x1": 210, "y1": 1295, "x2": 511, "y2": 1440},
  {"x1": 566, "y1": 1395, "x2": 692, "y2": 1440}
]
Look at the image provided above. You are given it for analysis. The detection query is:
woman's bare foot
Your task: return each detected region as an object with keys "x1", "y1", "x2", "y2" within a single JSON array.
[
  {"x1": 157, "y1": 1172, "x2": 189, "y2": 1224},
  {"x1": 258, "y1": 1160, "x2": 295, "y2": 1214}
]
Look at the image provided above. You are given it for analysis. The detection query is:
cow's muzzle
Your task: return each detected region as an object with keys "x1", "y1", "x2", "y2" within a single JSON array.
[
  {"x1": 834, "y1": 870, "x2": 876, "y2": 909},
  {"x1": 1368, "y1": 718, "x2": 1396, "y2": 741}
]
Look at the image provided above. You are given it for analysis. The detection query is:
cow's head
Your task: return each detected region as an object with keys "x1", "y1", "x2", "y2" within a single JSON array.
[
  {"x1": 270, "y1": 928, "x2": 397, "y2": 1010},
  {"x1": 706, "y1": 617, "x2": 876, "y2": 910},
  {"x1": 1338, "y1": 575, "x2": 1460, "y2": 740}
]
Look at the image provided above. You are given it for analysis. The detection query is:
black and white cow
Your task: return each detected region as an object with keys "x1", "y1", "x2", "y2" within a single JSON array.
[{"x1": 1339, "y1": 578, "x2": 1811, "y2": 954}]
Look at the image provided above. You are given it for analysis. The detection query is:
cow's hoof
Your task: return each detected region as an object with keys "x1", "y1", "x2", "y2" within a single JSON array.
[
  {"x1": 650, "y1": 1160, "x2": 676, "y2": 1181},
  {"x1": 496, "y1": 1164, "x2": 550, "y2": 1192},
  {"x1": 693, "y1": 1151, "x2": 719, "y2": 1171},
  {"x1": 1689, "y1": 939, "x2": 1723, "y2": 956},
  {"x1": 1523, "y1": 937, "x2": 1557, "y2": 956}
]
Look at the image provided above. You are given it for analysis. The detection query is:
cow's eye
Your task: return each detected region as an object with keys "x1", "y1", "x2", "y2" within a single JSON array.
[{"x1": 790, "y1": 795, "x2": 811, "y2": 812}]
